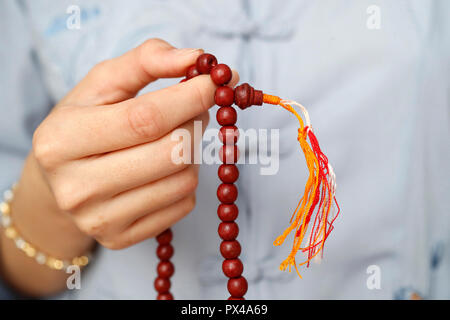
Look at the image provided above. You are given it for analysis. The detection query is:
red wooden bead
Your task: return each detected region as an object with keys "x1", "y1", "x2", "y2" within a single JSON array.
[
  {"x1": 154, "y1": 277, "x2": 171, "y2": 293},
  {"x1": 157, "y1": 261, "x2": 175, "y2": 278},
  {"x1": 234, "y1": 83, "x2": 263, "y2": 109},
  {"x1": 218, "y1": 164, "x2": 239, "y2": 184},
  {"x1": 228, "y1": 296, "x2": 245, "y2": 300},
  {"x1": 219, "y1": 145, "x2": 239, "y2": 164},
  {"x1": 157, "y1": 293, "x2": 174, "y2": 300},
  {"x1": 217, "y1": 204, "x2": 239, "y2": 221},
  {"x1": 216, "y1": 106, "x2": 237, "y2": 126},
  {"x1": 227, "y1": 277, "x2": 248, "y2": 297},
  {"x1": 210, "y1": 64, "x2": 232, "y2": 85},
  {"x1": 219, "y1": 126, "x2": 239, "y2": 145},
  {"x1": 196, "y1": 53, "x2": 217, "y2": 74},
  {"x1": 215, "y1": 86, "x2": 234, "y2": 107},
  {"x1": 156, "y1": 244, "x2": 174, "y2": 261},
  {"x1": 218, "y1": 222, "x2": 239, "y2": 240},
  {"x1": 217, "y1": 183, "x2": 238, "y2": 204},
  {"x1": 156, "y1": 229, "x2": 173, "y2": 245},
  {"x1": 220, "y1": 240, "x2": 241, "y2": 259},
  {"x1": 186, "y1": 65, "x2": 200, "y2": 79},
  {"x1": 222, "y1": 259, "x2": 244, "y2": 278}
]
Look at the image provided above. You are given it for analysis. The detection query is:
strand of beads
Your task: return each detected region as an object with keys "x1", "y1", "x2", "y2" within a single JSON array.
[
  {"x1": 182, "y1": 53, "x2": 248, "y2": 300},
  {"x1": 154, "y1": 228, "x2": 175, "y2": 300},
  {"x1": 214, "y1": 72, "x2": 248, "y2": 301}
]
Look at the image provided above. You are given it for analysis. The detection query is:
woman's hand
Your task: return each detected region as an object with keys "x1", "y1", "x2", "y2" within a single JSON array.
[
  {"x1": 33, "y1": 38, "x2": 238, "y2": 249},
  {"x1": 0, "y1": 38, "x2": 238, "y2": 295}
]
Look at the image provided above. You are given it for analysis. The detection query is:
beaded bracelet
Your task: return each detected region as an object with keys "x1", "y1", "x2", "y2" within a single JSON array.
[
  {"x1": 0, "y1": 184, "x2": 90, "y2": 272},
  {"x1": 154, "y1": 53, "x2": 340, "y2": 300}
]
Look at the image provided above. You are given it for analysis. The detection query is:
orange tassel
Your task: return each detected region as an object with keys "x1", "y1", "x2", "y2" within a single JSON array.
[{"x1": 263, "y1": 94, "x2": 340, "y2": 278}]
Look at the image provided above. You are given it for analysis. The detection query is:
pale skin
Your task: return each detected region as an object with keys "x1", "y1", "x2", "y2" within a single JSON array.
[{"x1": 0, "y1": 39, "x2": 239, "y2": 297}]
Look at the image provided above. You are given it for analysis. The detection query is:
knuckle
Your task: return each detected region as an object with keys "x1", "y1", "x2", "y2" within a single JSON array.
[
  {"x1": 137, "y1": 38, "x2": 172, "y2": 79},
  {"x1": 127, "y1": 100, "x2": 164, "y2": 141},
  {"x1": 32, "y1": 126, "x2": 57, "y2": 169},
  {"x1": 87, "y1": 60, "x2": 119, "y2": 95},
  {"x1": 141, "y1": 38, "x2": 169, "y2": 53},
  {"x1": 52, "y1": 179, "x2": 96, "y2": 212},
  {"x1": 32, "y1": 108, "x2": 71, "y2": 169},
  {"x1": 90, "y1": 60, "x2": 112, "y2": 77},
  {"x1": 52, "y1": 181, "x2": 80, "y2": 211},
  {"x1": 32, "y1": 130, "x2": 49, "y2": 164},
  {"x1": 76, "y1": 213, "x2": 110, "y2": 238}
]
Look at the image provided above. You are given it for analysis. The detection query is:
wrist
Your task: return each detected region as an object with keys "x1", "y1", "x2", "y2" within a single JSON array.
[{"x1": 9, "y1": 154, "x2": 94, "y2": 260}]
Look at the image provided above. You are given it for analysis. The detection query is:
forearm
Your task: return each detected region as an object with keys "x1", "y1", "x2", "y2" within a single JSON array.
[{"x1": 0, "y1": 153, "x2": 95, "y2": 297}]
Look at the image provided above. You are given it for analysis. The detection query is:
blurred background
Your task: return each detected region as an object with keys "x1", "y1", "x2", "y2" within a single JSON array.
[{"x1": 0, "y1": 0, "x2": 448, "y2": 299}]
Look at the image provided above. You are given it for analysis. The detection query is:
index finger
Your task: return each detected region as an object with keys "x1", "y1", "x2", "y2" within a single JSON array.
[
  {"x1": 50, "y1": 71, "x2": 239, "y2": 159},
  {"x1": 126, "y1": 70, "x2": 239, "y2": 141}
]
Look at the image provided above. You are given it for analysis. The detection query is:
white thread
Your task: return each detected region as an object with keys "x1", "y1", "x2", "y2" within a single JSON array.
[
  {"x1": 282, "y1": 99, "x2": 337, "y2": 197},
  {"x1": 281, "y1": 99, "x2": 338, "y2": 225},
  {"x1": 280, "y1": 99, "x2": 311, "y2": 128},
  {"x1": 328, "y1": 163, "x2": 337, "y2": 196}
]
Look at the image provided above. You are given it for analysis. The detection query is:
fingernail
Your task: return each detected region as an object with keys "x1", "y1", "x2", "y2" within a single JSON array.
[{"x1": 176, "y1": 48, "x2": 203, "y2": 56}]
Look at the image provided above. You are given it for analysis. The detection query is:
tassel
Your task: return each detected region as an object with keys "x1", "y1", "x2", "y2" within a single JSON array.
[{"x1": 263, "y1": 94, "x2": 340, "y2": 278}]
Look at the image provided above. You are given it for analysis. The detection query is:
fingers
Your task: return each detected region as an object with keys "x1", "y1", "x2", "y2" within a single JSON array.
[
  {"x1": 44, "y1": 112, "x2": 208, "y2": 211},
  {"x1": 36, "y1": 70, "x2": 238, "y2": 161},
  {"x1": 62, "y1": 38, "x2": 204, "y2": 106},
  {"x1": 99, "y1": 195, "x2": 196, "y2": 250},
  {"x1": 89, "y1": 111, "x2": 208, "y2": 196},
  {"x1": 74, "y1": 165, "x2": 199, "y2": 239},
  {"x1": 126, "y1": 69, "x2": 239, "y2": 143}
]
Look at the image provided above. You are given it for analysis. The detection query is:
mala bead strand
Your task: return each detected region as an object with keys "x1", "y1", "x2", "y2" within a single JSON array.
[
  {"x1": 175, "y1": 53, "x2": 250, "y2": 300},
  {"x1": 217, "y1": 83, "x2": 270, "y2": 300},
  {"x1": 155, "y1": 228, "x2": 174, "y2": 300},
  {"x1": 194, "y1": 52, "x2": 248, "y2": 300},
  {"x1": 161, "y1": 51, "x2": 339, "y2": 299}
]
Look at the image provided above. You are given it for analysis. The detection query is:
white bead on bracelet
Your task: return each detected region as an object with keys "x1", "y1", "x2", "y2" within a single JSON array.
[{"x1": 0, "y1": 183, "x2": 90, "y2": 271}]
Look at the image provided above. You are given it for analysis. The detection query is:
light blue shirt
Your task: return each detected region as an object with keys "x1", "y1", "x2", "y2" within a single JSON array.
[{"x1": 0, "y1": 0, "x2": 449, "y2": 299}]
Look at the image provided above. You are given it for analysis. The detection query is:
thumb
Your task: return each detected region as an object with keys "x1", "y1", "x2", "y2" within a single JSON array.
[{"x1": 62, "y1": 38, "x2": 203, "y2": 106}]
